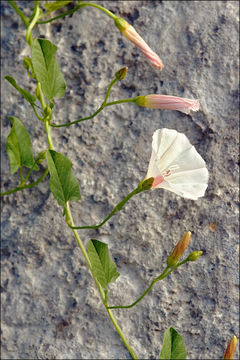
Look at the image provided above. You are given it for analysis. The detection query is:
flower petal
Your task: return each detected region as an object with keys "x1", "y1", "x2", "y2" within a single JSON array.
[
  {"x1": 146, "y1": 128, "x2": 209, "y2": 200},
  {"x1": 151, "y1": 129, "x2": 192, "y2": 173},
  {"x1": 160, "y1": 180, "x2": 208, "y2": 200},
  {"x1": 140, "y1": 95, "x2": 200, "y2": 114}
]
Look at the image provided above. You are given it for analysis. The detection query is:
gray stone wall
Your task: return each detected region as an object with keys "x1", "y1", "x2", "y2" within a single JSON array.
[{"x1": 1, "y1": 1, "x2": 239, "y2": 359}]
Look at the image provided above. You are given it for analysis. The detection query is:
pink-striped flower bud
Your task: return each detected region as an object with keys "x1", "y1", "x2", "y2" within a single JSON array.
[
  {"x1": 167, "y1": 232, "x2": 191, "y2": 267},
  {"x1": 135, "y1": 95, "x2": 200, "y2": 114},
  {"x1": 223, "y1": 336, "x2": 237, "y2": 360},
  {"x1": 115, "y1": 17, "x2": 164, "y2": 71}
]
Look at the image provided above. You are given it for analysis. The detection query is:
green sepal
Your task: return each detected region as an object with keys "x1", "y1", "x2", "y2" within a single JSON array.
[
  {"x1": 114, "y1": 17, "x2": 128, "y2": 33},
  {"x1": 46, "y1": 150, "x2": 81, "y2": 207},
  {"x1": 160, "y1": 327, "x2": 187, "y2": 360},
  {"x1": 6, "y1": 117, "x2": 39, "y2": 174},
  {"x1": 87, "y1": 239, "x2": 120, "y2": 291},
  {"x1": 5, "y1": 76, "x2": 36, "y2": 105},
  {"x1": 31, "y1": 38, "x2": 66, "y2": 101},
  {"x1": 134, "y1": 96, "x2": 147, "y2": 107},
  {"x1": 137, "y1": 177, "x2": 154, "y2": 192}
]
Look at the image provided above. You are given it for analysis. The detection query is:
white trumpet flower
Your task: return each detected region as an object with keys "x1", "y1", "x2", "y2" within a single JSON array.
[{"x1": 146, "y1": 129, "x2": 209, "y2": 200}]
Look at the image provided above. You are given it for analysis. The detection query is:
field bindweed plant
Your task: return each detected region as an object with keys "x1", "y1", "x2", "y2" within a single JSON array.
[{"x1": 1, "y1": 1, "x2": 237, "y2": 359}]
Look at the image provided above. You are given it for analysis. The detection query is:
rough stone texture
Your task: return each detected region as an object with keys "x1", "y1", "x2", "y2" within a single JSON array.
[{"x1": 1, "y1": 1, "x2": 239, "y2": 359}]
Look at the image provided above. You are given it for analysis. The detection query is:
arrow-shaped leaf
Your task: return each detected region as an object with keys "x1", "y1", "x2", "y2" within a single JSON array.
[
  {"x1": 31, "y1": 38, "x2": 66, "y2": 101},
  {"x1": 5, "y1": 76, "x2": 36, "y2": 105},
  {"x1": 160, "y1": 327, "x2": 187, "y2": 360},
  {"x1": 46, "y1": 150, "x2": 81, "y2": 207},
  {"x1": 6, "y1": 117, "x2": 38, "y2": 174},
  {"x1": 87, "y1": 239, "x2": 120, "y2": 290}
]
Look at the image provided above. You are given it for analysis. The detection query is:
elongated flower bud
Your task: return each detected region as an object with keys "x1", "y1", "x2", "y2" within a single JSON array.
[
  {"x1": 115, "y1": 17, "x2": 164, "y2": 71},
  {"x1": 223, "y1": 336, "x2": 237, "y2": 359},
  {"x1": 167, "y1": 232, "x2": 191, "y2": 267},
  {"x1": 135, "y1": 95, "x2": 200, "y2": 114}
]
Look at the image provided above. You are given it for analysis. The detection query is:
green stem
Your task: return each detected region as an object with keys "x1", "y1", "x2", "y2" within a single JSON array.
[
  {"x1": 105, "y1": 98, "x2": 137, "y2": 107},
  {"x1": 107, "y1": 267, "x2": 170, "y2": 310},
  {"x1": 50, "y1": 98, "x2": 136, "y2": 127},
  {"x1": 50, "y1": 77, "x2": 121, "y2": 128},
  {"x1": 1, "y1": 168, "x2": 48, "y2": 196},
  {"x1": 105, "y1": 307, "x2": 138, "y2": 359},
  {"x1": 71, "y1": 187, "x2": 140, "y2": 230},
  {"x1": 42, "y1": 98, "x2": 138, "y2": 358},
  {"x1": 161, "y1": 259, "x2": 188, "y2": 278},
  {"x1": 24, "y1": 12, "x2": 137, "y2": 356},
  {"x1": 37, "y1": 2, "x2": 117, "y2": 25},
  {"x1": 108, "y1": 260, "x2": 190, "y2": 310},
  {"x1": 65, "y1": 203, "x2": 96, "y2": 278},
  {"x1": 8, "y1": 0, "x2": 29, "y2": 28},
  {"x1": 78, "y1": 2, "x2": 117, "y2": 21},
  {"x1": 66, "y1": 202, "x2": 138, "y2": 359},
  {"x1": 25, "y1": 2, "x2": 41, "y2": 46},
  {"x1": 50, "y1": 105, "x2": 104, "y2": 128},
  {"x1": 37, "y1": 5, "x2": 82, "y2": 24},
  {"x1": 102, "y1": 78, "x2": 118, "y2": 105},
  {"x1": 45, "y1": 119, "x2": 54, "y2": 150},
  {"x1": 19, "y1": 167, "x2": 24, "y2": 184},
  {"x1": 50, "y1": 97, "x2": 137, "y2": 127},
  {"x1": 31, "y1": 104, "x2": 44, "y2": 121},
  {"x1": 21, "y1": 159, "x2": 39, "y2": 185}
]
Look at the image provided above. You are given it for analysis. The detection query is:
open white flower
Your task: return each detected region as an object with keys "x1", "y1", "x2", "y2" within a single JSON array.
[{"x1": 146, "y1": 128, "x2": 209, "y2": 200}]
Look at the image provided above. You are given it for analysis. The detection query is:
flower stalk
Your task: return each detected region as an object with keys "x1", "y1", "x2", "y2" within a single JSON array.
[{"x1": 69, "y1": 178, "x2": 154, "y2": 230}]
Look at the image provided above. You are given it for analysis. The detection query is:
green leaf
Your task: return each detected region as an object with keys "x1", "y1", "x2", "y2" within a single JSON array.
[
  {"x1": 46, "y1": 150, "x2": 81, "y2": 207},
  {"x1": 31, "y1": 38, "x2": 66, "y2": 101},
  {"x1": 160, "y1": 327, "x2": 187, "y2": 360},
  {"x1": 87, "y1": 239, "x2": 120, "y2": 290},
  {"x1": 5, "y1": 76, "x2": 36, "y2": 104},
  {"x1": 6, "y1": 117, "x2": 38, "y2": 174},
  {"x1": 43, "y1": 1, "x2": 72, "y2": 13}
]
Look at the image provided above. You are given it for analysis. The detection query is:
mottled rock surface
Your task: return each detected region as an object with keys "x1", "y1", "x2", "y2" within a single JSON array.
[{"x1": 1, "y1": 1, "x2": 239, "y2": 359}]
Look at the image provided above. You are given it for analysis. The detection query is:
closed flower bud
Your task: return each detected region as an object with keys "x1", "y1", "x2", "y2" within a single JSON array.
[
  {"x1": 44, "y1": 105, "x2": 52, "y2": 119},
  {"x1": 23, "y1": 57, "x2": 32, "y2": 70},
  {"x1": 35, "y1": 82, "x2": 41, "y2": 100},
  {"x1": 186, "y1": 251, "x2": 203, "y2": 262},
  {"x1": 36, "y1": 150, "x2": 46, "y2": 163},
  {"x1": 115, "y1": 67, "x2": 128, "y2": 80},
  {"x1": 114, "y1": 17, "x2": 164, "y2": 70},
  {"x1": 135, "y1": 94, "x2": 200, "y2": 115},
  {"x1": 167, "y1": 232, "x2": 191, "y2": 267},
  {"x1": 223, "y1": 336, "x2": 237, "y2": 360}
]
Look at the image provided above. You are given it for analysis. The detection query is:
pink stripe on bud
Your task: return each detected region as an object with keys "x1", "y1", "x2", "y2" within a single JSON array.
[
  {"x1": 115, "y1": 18, "x2": 164, "y2": 71},
  {"x1": 135, "y1": 95, "x2": 200, "y2": 114}
]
